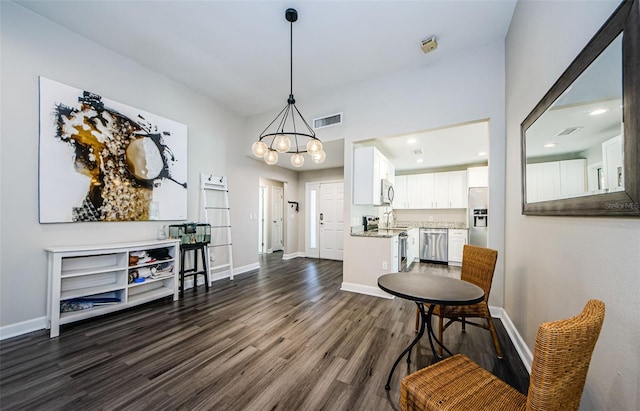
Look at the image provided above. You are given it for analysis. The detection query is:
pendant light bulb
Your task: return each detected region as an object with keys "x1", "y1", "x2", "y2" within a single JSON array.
[
  {"x1": 252, "y1": 141, "x2": 268, "y2": 158},
  {"x1": 273, "y1": 134, "x2": 291, "y2": 153},
  {"x1": 264, "y1": 150, "x2": 278, "y2": 165},
  {"x1": 306, "y1": 139, "x2": 323, "y2": 155},
  {"x1": 291, "y1": 153, "x2": 305, "y2": 167},
  {"x1": 311, "y1": 150, "x2": 326, "y2": 164}
]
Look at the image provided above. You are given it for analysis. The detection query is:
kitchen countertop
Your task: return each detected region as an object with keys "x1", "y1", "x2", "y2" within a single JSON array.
[
  {"x1": 351, "y1": 222, "x2": 468, "y2": 237},
  {"x1": 350, "y1": 228, "x2": 404, "y2": 238}
]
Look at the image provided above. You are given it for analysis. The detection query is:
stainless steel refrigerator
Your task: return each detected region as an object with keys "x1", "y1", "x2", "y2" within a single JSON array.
[{"x1": 468, "y1": 187, "x2": 488, "y2": 247}]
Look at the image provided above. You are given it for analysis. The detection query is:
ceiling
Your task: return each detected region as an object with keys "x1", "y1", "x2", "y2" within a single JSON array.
[
  {"x1": 16, "y1": 0, "x2": 516, "y2": 172},
  {"x1": 361, "y1": 120, "x2": 489, "y2": 172}
]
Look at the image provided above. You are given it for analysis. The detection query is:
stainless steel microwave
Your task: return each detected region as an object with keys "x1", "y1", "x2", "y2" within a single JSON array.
[{"x1": 381, "y1": 179, "x2": 394, "y2": 205}]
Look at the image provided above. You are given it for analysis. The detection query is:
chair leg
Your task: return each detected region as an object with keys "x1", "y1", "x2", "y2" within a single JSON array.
[
  {"x1": 202, "y1": 246, "x2": 210, "y2": 290},
  {"x1": 437, "y1": 311, "x2": 444, "y2": 357},
  {"x1": 461, "y1": 316, "x2": 466, "y2": 332},
  {"x1": 414, "y1": 307, "x2": 420, "y2": 333},
  {"x1": 179, "y1": 248, "x2": 186, "y2": 297},
  {"x1": 486, "y1": 315, "x2": 504, "y2": 359}
]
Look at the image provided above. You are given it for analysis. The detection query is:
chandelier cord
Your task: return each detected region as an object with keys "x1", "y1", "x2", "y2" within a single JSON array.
[{"x1": 290, "y1": 18, "x2": 293, "y2": 98}]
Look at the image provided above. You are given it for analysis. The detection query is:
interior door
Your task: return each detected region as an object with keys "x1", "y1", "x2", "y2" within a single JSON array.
[
  {"x1": 271, "y1": 186, "x2": 283, "y2": 252},
  {"x1": 319, "y1": 182, "x2": 344, "y2": 261}
]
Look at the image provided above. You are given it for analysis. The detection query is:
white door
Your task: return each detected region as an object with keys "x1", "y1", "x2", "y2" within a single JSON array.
[
  {"x1": 271, "y1": 186, "x2": 283, "y2": 252},
  {"x1": 306, "y1": 181, "x2": 344, "y2": 260},
  {"x1": 319, "y1": 182, "x2": 344, "y2": 260}
]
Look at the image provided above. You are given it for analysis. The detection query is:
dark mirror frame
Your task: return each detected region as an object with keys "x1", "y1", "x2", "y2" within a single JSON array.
[{"x1": 521, "y1": 0, "x2": 639, "y2": 216}]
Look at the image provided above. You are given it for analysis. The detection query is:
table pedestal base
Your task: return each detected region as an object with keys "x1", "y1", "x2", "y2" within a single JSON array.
[{"x1": 384, "y1": 302, "x2": 452, "y2": 390}]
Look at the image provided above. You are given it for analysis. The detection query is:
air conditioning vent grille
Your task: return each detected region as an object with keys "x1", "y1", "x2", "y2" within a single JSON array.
[
  {"x1": 556, "y1": 126, "x2": 582, "y2": 136},
  {"x1": 313, "y1": 113, "x2": 342, "y2": 129}
]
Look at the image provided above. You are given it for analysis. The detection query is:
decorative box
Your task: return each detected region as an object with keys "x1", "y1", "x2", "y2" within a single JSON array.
[{"x1": 168, "y1": 223, "x2": 211, "y2": 245}]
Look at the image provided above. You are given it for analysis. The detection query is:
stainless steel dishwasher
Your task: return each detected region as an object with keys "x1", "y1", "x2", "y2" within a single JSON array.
[{"x1": 419, "y1": 228, "x2": 448, "y2": 264}]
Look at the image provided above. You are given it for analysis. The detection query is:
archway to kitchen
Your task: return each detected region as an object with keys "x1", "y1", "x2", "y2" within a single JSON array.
[{"x1": 350, "y1": 119, "x2": 490, "y2": 272}]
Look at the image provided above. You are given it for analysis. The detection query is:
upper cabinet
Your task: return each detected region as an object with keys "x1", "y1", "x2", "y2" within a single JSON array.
[
  {"x1": 526, "y1": 159, "x2": 586, "y2": 202},
  {"x1": 467, "y1": 166, "x2": 488, "y2": 188},
  {"x1": 393, "y1": 170, "x2": 467, "y2": 209},
  {"x1": 393, "y1": 175, "x2": 408, "y2": 209},
  {"x1": 353, "y1": 146, "x2": 394, "y2": 205}
]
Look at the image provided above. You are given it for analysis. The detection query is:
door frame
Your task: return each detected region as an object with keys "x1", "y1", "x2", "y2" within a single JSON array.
[{"x1": 305, "y1": 179, "x2": 344, "y2": 259}]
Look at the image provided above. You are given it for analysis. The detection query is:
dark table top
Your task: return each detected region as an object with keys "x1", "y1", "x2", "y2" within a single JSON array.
[{"x1": 378, "y1": 273, "x2": 484, "y2": 305}]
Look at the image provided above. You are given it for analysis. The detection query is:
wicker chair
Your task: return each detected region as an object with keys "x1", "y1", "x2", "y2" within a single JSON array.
[
  {"x1": 415, "y1": 245, "x2": 502, "y2": 358},
  {"x1": 400, "y1": 299, "x2": 606, "y2": 411}
]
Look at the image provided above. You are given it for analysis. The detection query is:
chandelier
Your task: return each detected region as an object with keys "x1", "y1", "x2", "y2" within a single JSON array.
[{"x1": 251, "y1": 8, "x2": 325, "y2": 168}]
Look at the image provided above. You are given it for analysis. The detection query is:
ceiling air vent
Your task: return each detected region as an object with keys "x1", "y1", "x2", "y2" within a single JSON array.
[
  {"x1": 556, "y1": 126, "x2": 582, "y2": 136},
  {"x1": 313, "y1": 112, "x2": 342, "y2": 129},
  {"x1": 411, "y1": 148, "x2": 424, "y2": 156}
]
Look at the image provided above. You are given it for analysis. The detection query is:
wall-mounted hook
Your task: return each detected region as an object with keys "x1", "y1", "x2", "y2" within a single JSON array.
[{"x1": 287, "y1": 201, "x2": 299, "y2": 212}]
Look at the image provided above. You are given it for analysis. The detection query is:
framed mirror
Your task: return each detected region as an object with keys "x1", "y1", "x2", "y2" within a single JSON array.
[{"x1": 521, "y1": 0, "x2": 639, "y2": 216}]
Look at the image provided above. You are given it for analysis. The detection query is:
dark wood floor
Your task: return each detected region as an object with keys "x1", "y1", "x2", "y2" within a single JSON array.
[{"x1": 0, "y1": 254, "x2": 529, "y2": 410}]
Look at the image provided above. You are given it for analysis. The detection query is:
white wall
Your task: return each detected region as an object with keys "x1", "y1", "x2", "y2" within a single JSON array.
[
  {"x1": 0, "y1": 3, "x2": 243, "y2": 330},
  {"x1": 505, "y1": 1, "x2": 639, "y2": 409}
]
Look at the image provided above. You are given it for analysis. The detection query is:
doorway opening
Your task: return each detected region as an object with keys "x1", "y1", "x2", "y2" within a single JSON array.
[{"x1": 258, "y1": 177, "x2": 286, "y2": 258}]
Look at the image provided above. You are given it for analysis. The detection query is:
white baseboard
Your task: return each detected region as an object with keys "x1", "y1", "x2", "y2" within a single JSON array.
[
  {"x1": 340, "y1": 282, "x2": 395, "y2": 299},
  {"x1": 489, "y1": 305, "x2": 533, "y2": 373},
  {"x1": 282, "y1": 252, "x2": 304, "y2": 260},
  {"x1": 234, "y1": 262, "x2": 260, "y2": 275},
  {"x1": 0, "y1": 316, "x2": 48, "y2": 341}
]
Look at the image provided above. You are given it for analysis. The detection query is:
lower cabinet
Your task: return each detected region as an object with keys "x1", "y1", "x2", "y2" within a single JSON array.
[
  {"x1": 46, "y1": 239, "x2": 180, "y2": 338},
  {"x1": 448, "y1": 229, "x2": 468, "y2": 266},
  {"x1": 407, "y1": 228, "x2": 419, "y2": 269},
  {"x1": 391, "y1": 235, "x2": 399, "y2": 273}
]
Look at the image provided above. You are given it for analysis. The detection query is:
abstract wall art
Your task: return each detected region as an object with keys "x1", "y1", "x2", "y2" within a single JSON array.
[{"x1": 39, "y1": 77, "x2": 188, "y2": 223}]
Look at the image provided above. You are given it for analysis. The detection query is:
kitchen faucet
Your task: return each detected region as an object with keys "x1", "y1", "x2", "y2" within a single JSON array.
[{"x1": 383, "y1": 208, "x2": 394, "y2": 228}]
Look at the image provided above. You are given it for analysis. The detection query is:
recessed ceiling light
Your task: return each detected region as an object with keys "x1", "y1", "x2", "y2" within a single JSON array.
[
  {"x1": 544, "y1": 143, "x2": 557, "y2": 148},
  {"x1": 407, "y1": 138, "x2": 417, "y2": 144},
  {"x1": 590, "y1": 108, "x2": 608, "y2": 116},
  {"x1": 477, "y1": 151, "x2": 487, "y2": 156},
  {"x1": 416, "y1": 158, "x2": 424, "y2": 163}
]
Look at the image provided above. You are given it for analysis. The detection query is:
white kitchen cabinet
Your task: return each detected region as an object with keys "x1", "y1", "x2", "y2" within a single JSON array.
[
  {"x1": 46, "y1": 239, "x2": 180, "y2": 338},
  {"x1": 434, "y1": 170, "x2": 467, "y2": 208},
  {"x1": 526, "y1": 159, "x2": 586, "y2": 202},
  {"x1": 395, "y1": 170, "x2": 466, "y2": 209},
  {"x1": 448, "y1": 229, "x2": 468, "y2": 266},
  {"x1": 407, "y1": 173, "x2": 435, "y2": 208},
  {"x1": 434, "y1": 172, "x2": 450, "y2": 209},
  {"x1": 407, "y1": 228, "x2": 419, "y2": 269},
  {"x1": 393, "y1": 175, "x2": 408, "y2": 209},
  {"x1": 560, "y1": 159, "x2": 588, "y2": 198},
  {"x1": 391, "y1": 235, "x2": 399, "y2": 273},
  {"x1": 602, "y1": 134, "x2": 623, "y2": 192},
  {"x1": 353, "y1": 146, "x2": 394, "y2": 205},
  {"x1": 449, "y1": 170, "x2": 468, "y2": 208},
  {"x1": 467, "y1": 166, "x2": 489, "y2": 187}
]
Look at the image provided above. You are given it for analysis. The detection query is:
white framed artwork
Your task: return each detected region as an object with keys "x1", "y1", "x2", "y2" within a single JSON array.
[{"x1": 39, "y1": 77, "x2": 188, "y2": 223}]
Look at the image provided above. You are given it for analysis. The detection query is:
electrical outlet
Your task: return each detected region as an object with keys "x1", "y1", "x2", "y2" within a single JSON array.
[{"x1": 382, "y1": 261, "x2": 388, "y2": 270}]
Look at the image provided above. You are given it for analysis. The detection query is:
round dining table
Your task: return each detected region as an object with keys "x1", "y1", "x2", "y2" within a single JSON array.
[{"x1": 378, "y1": 272, "x2": 484, "y2": 390}]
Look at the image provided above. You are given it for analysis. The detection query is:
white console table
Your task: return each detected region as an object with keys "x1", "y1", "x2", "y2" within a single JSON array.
[{"x1": 46, "y1": 239, "x2": 180, "y2": 338}]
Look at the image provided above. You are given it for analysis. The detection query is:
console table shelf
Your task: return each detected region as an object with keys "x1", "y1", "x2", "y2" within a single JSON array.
[{"x1": 46, "y1": 239, "x2": 180, "y2": 338}]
